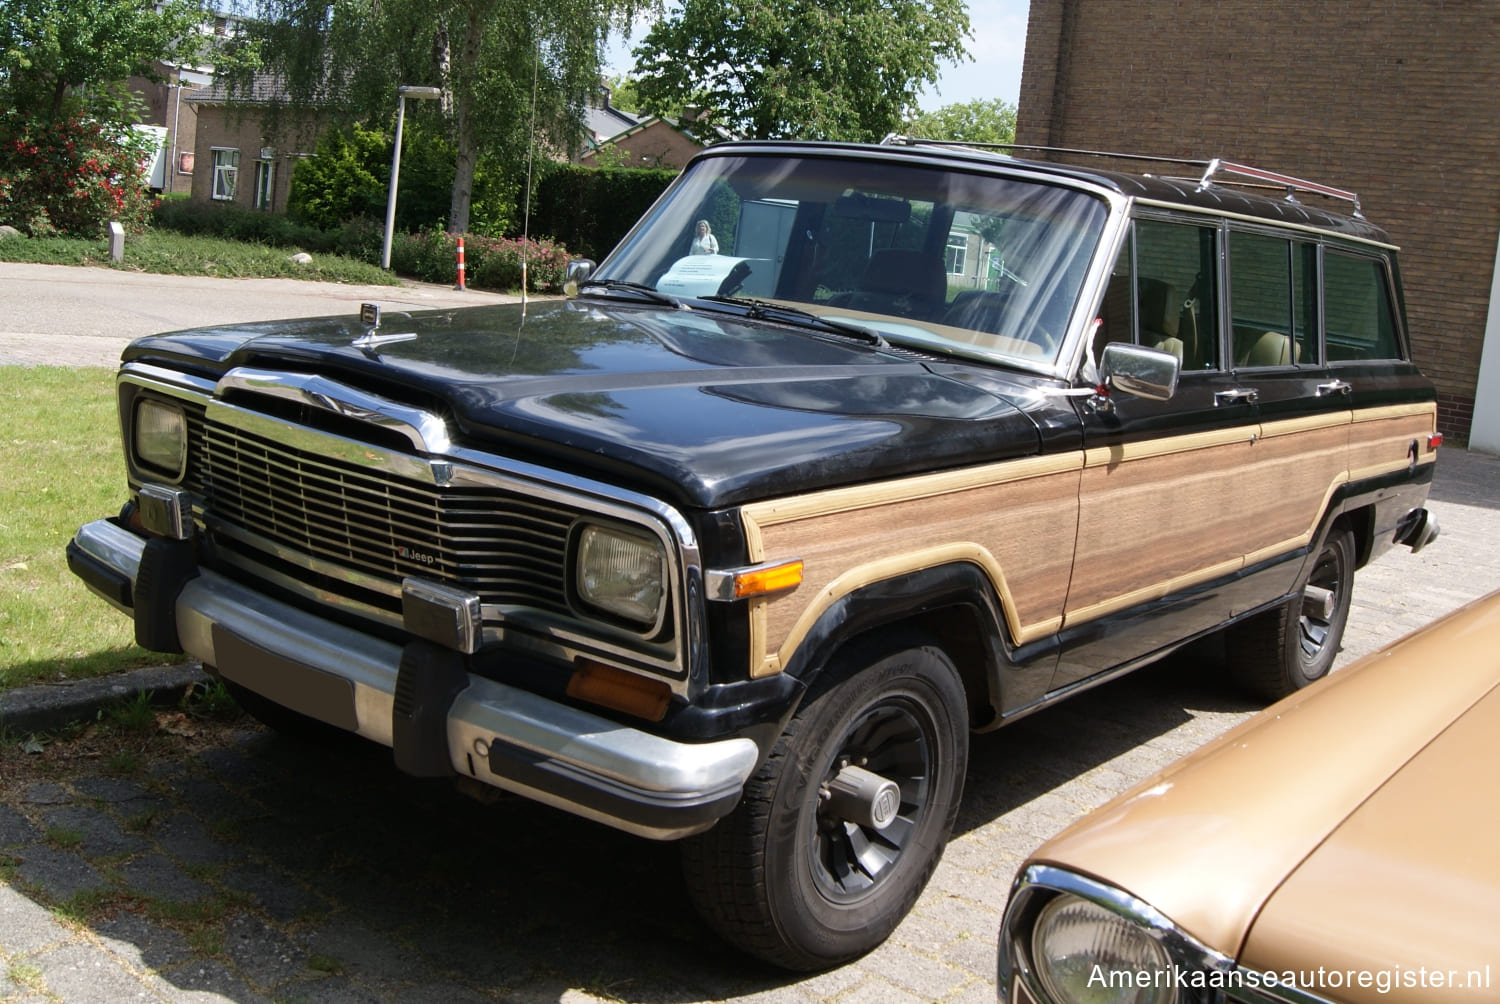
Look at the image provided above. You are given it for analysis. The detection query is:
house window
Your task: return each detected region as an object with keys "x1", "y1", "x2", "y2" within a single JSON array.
[
  {"x1": 211, "y1": 148, "x2": 239, "y2": 201},
  {"x1": 253, "y1": 160, "x2": 274, "y2": 210},
  {"x1": 945, "y1": 234, "x2": 969, "y2": 276}
]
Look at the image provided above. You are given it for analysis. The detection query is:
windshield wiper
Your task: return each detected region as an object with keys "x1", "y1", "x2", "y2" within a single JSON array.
[
  {"x1": 700, "y1": 296, "x2": 890, "y2": 349},
  {"x1": 578, "y1": 279, "x2": 685, "y2": 309}
]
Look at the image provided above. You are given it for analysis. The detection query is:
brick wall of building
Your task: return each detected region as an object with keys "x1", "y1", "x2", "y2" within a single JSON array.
[
  {"x1": 1018, "y1": 0, "x2": 1500, "y2": 444},
  {"x1": 187, "y1": 103, "x2": 322, "y2": 216}
]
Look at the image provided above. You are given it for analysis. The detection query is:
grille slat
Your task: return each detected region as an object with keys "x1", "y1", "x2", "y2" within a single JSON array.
[{"x1": 195, "y1": 419, "x2": 574, "y2": 617}]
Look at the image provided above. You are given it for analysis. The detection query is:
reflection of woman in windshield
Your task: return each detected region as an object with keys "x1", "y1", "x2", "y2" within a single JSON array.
[{"x1": 691, "y1": 220, "x2": 719, "y2": 255}]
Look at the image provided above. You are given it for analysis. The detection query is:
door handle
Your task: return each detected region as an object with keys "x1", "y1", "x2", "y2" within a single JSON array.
[
  {"x1": 1214, "y1": 388, "x2": 1259, "y2": 406},
  {"x1": 1317, "y1": 379, "x2": 1353, "y2": 397}
]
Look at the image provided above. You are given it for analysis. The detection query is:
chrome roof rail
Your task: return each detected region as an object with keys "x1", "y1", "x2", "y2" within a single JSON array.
[
  {"x1": 884, "y1": 137, "x2": 1365, "y2": 218},
  {"x1": 1197, "y1": 158, "x2": 1363, "y2": 218},
  {"x1": 884, "y1": 136, "x2": 1214, "y2": 169}
]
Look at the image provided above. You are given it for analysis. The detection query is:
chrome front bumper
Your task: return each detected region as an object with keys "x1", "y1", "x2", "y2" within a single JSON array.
[{"x1": 68, "y1": 518, "x2": 758, "y2": 840}]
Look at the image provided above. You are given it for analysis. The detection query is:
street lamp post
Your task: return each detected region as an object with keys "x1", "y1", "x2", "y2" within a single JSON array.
[{"x1": 381, "y1": 85, "x2": 443, "y2": 270}]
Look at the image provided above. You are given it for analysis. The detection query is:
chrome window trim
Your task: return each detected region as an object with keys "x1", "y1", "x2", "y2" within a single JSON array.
[{"x1": 120, "y1": 362, "x2": 708, "y2": 695}]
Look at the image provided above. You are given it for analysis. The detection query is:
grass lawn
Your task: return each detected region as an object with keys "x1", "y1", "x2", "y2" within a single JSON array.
[
  {"x1": 0, "y1": 229, "x2": 400, "y2": 286},
  {"x1": 0, "y1": 365, "x2": 186, "y2": 691}
]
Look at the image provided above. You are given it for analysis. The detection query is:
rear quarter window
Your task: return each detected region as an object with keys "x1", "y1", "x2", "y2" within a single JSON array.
[{"x1": 1325, "y1": 251, "x2": 1404, "y2": 362}]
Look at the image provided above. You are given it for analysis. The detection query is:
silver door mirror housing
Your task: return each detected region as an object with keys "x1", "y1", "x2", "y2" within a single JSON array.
[
  {"x1": 565, "y1": 258, "x2": 596, "y2": 296},
  {"x1": 1099, "y1": 342, "x2": 1180, "y2": 402}
]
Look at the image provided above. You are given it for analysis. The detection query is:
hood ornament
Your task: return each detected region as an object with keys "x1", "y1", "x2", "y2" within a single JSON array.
[{"x1": 351, "y1": 302, "x2": 418, "y2": 352}]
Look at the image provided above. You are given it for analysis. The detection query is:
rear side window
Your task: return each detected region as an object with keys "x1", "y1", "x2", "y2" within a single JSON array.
[
  {"x1": 1229, "y1": 232, "x2": 1320, "y2": 367},
  {"x1": 1324, "y1": 252, "x2": 1403, "y2": 362}
]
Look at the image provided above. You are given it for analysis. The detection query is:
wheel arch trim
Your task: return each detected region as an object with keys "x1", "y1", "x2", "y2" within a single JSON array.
[{"x1": 766, "y1": 544, "x2": 1047, "y2": 675}]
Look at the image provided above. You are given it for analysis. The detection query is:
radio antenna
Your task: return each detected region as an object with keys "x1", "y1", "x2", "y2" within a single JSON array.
[{"x1": 521, "y1": 30, "x2": 540, "y2": 309}]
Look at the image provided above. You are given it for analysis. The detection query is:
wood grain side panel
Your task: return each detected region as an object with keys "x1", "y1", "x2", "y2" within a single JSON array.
[
  {"x1": 741, "y1": 461, "x2": 1083, "y2": 675},
  {"x1": 1348, "y1": 403, "x2": 1438, "y2": 481},
  {"x1": 1242, "y1": 420, "x2": 1351, "y2": 551},
  {"x1": 1068, "y1": 431, "x2": 1260, "y2": 616},
  {"x1": 1068, "y1": 415, "x2": 1352, "y2": 622}
]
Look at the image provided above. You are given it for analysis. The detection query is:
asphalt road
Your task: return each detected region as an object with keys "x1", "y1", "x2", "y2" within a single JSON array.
[
  {"x1": 2, "y1": 263, "x2": 1498, "y2": 1002},
  {"x1": 0, "y1": 262, "x2": 518, "y2": 368}
]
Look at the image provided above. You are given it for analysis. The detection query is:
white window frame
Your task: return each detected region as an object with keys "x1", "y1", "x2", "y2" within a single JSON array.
[
  {"x1": 211, "y1": 147, "x2": 239, "y2": 201},
  {"x1": 945, "y1": 233, "x2": 969, "y2": 276}
]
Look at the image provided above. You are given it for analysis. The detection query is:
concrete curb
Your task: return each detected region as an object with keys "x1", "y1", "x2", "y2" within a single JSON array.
[{"x1": 0, "y1": 662, "x2": 212, "y2": 736}]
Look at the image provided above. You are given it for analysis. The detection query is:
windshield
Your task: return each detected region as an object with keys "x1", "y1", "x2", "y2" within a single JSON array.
[{"x1": 596, "y1": 152, "x2": 1110, "y2": 367}]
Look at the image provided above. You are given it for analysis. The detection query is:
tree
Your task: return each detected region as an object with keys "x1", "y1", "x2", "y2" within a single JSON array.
[
  {"x1": 629, "y1": 0, "x2": 970, "y2": 142},
  {"x1": 220, "y1": 0, "x2": 639, "y2": 234},
  {"x1": 0, "y1": 0, "x2": 206, "y2": 119},
  {"x1": 904, "y1": 97, "x2": 1016, "y2": 146},
  {"x1": 0, "y1": 0, "x2": 204, "y2": 236}
]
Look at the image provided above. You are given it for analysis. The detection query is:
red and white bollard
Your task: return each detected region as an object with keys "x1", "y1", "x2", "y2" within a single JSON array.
[{"x1": 454, "y1": 235, "x2": 466, "y2": 291}]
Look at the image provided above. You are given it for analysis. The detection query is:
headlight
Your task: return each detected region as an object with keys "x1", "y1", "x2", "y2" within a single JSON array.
[
  {"x1": 134, "y1": 398, "x2": 187, "y2": 478},
  {"x1": 1031, "y1": 893, "x2": 1175, "y2": 1004},
  {"x1": 575, "y1": 524, "x2": 666, "y2": 627}
]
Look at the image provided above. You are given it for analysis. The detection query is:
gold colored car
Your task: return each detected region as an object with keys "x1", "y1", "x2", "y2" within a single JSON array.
[{"x1": 999, "y1": 590, "x2": 1500, "y2": 1004}]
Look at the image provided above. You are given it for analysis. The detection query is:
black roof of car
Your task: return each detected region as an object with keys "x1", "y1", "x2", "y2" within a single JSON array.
[{"x1": 694, "y1": 139, "x2": 1395, "y2": 247}]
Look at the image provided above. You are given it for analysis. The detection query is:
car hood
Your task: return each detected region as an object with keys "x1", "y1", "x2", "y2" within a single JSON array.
[
  {"x1": 1031, "y1": 591, "x2": 1500, "y2": 964},
  {"x1": 123, "y1": 299, "x2": 1043, "y2": 510},
  {"x1": 1238, "y1": 673, "x2": 1500, "y2": 1001}
]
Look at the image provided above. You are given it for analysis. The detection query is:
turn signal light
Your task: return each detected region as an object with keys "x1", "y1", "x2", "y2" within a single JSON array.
[
  {"x1": 733, "y1": 560, "x2": 805, "y2": 599},
  {"x1": 567, "y1": 659, "x2": 672, "y2": 721}
]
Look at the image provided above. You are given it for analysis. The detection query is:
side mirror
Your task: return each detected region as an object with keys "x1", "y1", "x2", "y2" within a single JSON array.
[
  {"x1": 1099, "y1": 342, "x2": 1180, "y2": 402},
  {"x1": 565, "y1": 258, "x2": 596, "y2": 297}
]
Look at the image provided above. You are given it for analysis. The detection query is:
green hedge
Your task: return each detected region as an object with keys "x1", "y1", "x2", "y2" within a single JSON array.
[
  {"x1": 147, "y1": 160, "x2": 682, "y2": 291},
  {"x1": 532, "y1": 164, "x2": 677, "y2": 261},
  {"x1": 151, "y1": 199, "x2": 337, "y2": 251}
]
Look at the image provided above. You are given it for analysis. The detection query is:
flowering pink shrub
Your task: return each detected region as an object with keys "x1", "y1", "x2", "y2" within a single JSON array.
[
  {"x1": 0, "y1": 109, "x2": 157, "y2": 237},
  {"x1": 468, "y1": 234, "x2": 572, "y2": 294},
  {"x1": 388, "y1": 228, "x2": 573, "y2": 294}
]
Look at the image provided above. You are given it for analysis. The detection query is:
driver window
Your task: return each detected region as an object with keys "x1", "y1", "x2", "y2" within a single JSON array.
[
  {"x1": 1095, "y1": 219, "x2": 1221, "y2": 371},
  {"x1": 1135, "y1": 219, "x2": 1219, "y2": 371}
]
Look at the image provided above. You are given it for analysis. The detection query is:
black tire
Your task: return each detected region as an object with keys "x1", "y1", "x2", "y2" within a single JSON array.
[
  {"x1": 1229, "y1": 527, "x2": 1356, "y2": 701},
  {"x1": 681, "y1": 637, "x2": 968, "y2": 970}
]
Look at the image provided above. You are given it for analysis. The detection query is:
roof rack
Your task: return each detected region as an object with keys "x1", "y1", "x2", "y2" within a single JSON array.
[
  {"x1": 882, "y1": 136, "x2": 1364, "y2": 218},
  {"x1": 1197, "y1": 159, "x2": 1362, "y2": 217},
  {"x1": 882, "y1": 135, "x2": 1213, "y2": 169}
]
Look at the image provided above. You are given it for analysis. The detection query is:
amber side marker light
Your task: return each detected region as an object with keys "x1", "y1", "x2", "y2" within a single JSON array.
[
  {"x1": 733, "y1": 560, "x2": 805, "y2": 599},
  {"x1": 567, "y1": 659, "x2": 672, "y2": 721}
]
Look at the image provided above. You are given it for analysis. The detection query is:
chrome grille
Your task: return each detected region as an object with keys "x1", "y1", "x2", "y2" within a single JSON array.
[{"x1": 197, "y1": 420, "x2": 574, "y2": 616}]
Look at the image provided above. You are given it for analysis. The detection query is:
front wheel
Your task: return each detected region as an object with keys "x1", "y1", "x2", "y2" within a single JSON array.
[
  {"x1": 681, "y1": 637, "x2": 968, "y2": 970},
  {"x1": 1229, "y1": 527, "x2": 1356, "y2": 701}
]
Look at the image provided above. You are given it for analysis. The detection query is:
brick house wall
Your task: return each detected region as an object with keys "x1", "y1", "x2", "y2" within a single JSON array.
[
  {"x1": 184, "y1": 97, "x2": 322, "y2": 215},
  {"x1": 1018, "y1": 0, "x2": 1500, "y2": 445},
  {"x1": 126, "y1": 65, "x2": 203, "y2": 196}
]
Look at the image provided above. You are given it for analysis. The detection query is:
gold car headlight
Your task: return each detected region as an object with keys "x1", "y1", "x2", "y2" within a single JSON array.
[
  {"x1": 575, "y1": 524, "x2": 666, "y2": 628},
  {"x1": 133, "y1": 398, "x2": 187, "y2": 479},
  {"x1": 1031, "y1": 893, "x2": 1176, "y2": 1004}
]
